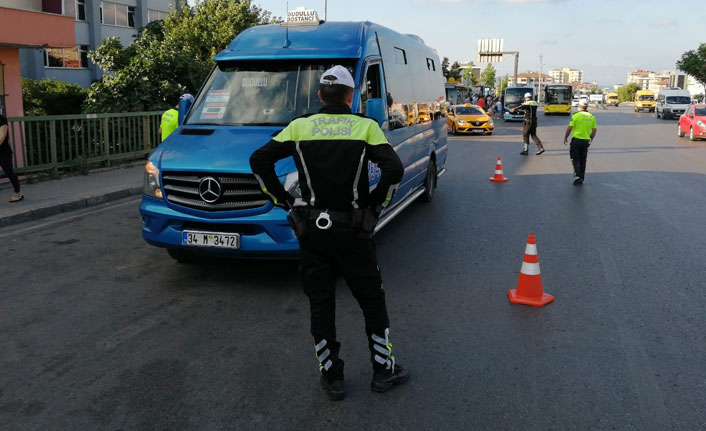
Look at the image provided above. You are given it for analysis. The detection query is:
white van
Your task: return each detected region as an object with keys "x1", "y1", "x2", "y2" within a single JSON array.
[{"x1": 656, "y1": 88, "x2": 691, "y2": 120}]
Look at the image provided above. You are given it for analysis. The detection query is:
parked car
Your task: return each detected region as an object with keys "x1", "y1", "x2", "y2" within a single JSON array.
[{"x1": 677, "y1": 104, "x2": 706, "y2": 141}]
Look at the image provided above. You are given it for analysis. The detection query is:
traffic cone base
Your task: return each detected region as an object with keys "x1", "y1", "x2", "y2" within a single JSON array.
[
  {"x1": 507, "y1": 289, "x2": 555, "y2": 307},
  {"x1": 489, "y1": 156, "x2": 508, "y2": 182}
]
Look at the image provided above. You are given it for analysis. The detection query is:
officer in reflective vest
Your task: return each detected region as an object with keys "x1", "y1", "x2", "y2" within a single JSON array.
[
  {"x1": 563, "y1": 99, "x2": 597, "y2": 185},
  {"x1": 159, "y1": 94, "x2": 193, "y2": 142},
  {"x1": 250, "y1": 65, "x2": 409, "y2": 401},
  {"x1": 511, "y1": 93, "x2": 545, "y2": 155}
]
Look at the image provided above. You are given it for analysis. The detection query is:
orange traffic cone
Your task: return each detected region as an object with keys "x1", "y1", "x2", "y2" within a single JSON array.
[
  {"x1": 489, "y1": 156, "x2": 508, "y2": 183},
  {"x1": 508, "y1": 233, "x2": 554, "y2": 307}
]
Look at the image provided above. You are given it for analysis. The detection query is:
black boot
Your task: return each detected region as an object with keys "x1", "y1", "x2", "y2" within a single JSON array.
[
  {"x1": 371, "y1": 364, "x2": 411, "y2": 392},
  {"x1": 520, "y1": 143, "x2": 529, "y2": 155},
  {"x1": 315, "y1": 339, "x2": 344, "y2": 401}
]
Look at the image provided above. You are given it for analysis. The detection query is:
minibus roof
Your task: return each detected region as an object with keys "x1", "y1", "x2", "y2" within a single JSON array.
[{"x1": 214, "y1": 21, "x2": 370, "y2": 62}]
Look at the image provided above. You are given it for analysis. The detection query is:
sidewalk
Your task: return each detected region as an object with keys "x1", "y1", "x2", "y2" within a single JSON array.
[{"x1": 0, "y1": 164, "x2": 144, "y2": 227}]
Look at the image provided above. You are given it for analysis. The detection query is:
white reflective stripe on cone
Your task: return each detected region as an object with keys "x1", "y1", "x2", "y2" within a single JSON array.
[
  {"x1": 495, "y1": 170, "x2": 503, "y2": 174},
  {"x1": 520, "y1": 261, "x2": 541, "y2": 275},
  {"x1": 524, "y1": 243, "x2": 538, "y2": 255}
]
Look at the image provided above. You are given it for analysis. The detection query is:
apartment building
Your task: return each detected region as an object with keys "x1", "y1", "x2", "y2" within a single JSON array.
[
  {"x1": 0, "y1": 0, "x2": 75, "y2": 117},
  {"x1": 19, "y1": 0, "x2": 179, "y2": 88},
  {"x1": 548, "y1": 67, "x2": 584, "y2": 84}
]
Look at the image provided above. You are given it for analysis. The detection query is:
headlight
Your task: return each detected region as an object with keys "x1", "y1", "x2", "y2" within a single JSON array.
[
  {"x1": 457, "y1": 120, "x2": 467, "y2": 125},
  {"x1": 143, "y1": 161, "x2": 162, "y2": 199},
  {"x1": 697, "y1": 120, "x2": 706, "y2": 129},
  {"x1": 488, "y1": 118, "x2": 494, "y2": 125},
  {"x1": 284, "y1": 171, "x2": 301, "y2": 198}
]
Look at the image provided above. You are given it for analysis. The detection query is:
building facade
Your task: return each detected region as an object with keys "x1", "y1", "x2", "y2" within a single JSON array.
[
  {"x1": 0, "y1": 0, "x2": 75, "y2": 118},
  {"x1": 548, "y1": 67, "x2": 584, "y2": 84},
  {"x1": 19, "y1": 0, "x2": 179, "y2": 88}
]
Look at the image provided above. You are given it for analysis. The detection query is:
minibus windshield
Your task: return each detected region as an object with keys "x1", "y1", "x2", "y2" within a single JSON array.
[
  {"x1": 545, "y1": 87, "x2": 572, "y2": 104},
  {"x1": 638, "y1": 95, "x2": 654, "y2": 101},
  {"x1": 666, "y1": 96, "x2": 690, "y2": 104},
  {"x1": 186, "y1": 60, "x2": 356, "y2": 126}
]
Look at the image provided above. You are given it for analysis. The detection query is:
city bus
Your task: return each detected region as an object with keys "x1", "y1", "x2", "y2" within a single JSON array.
[
  {"x1": 503, "y1": 85, "x2": 534, "y2": 121},
  {"x1": 445, "y1": 82, "x2": 472, "y2": 105},
  {"x1": 543, "y1": 84, "x2": 572, "y2": 115},
  {"x1": 139, "y1": 17, "x2": 448, "y2": 260}
]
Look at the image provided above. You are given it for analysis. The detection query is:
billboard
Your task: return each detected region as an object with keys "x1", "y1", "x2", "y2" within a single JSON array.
[{"x1": 477, "y1": 39, "x2": 504, "y2": 63}]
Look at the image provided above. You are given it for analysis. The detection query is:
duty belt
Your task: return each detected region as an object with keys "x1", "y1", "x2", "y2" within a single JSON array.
[{"x1": 297, "y1": 208, "x2": 357, "y2": 229}]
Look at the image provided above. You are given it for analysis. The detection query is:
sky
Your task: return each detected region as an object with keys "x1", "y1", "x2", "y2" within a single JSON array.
[{"x1": 189, "y1": 0, "x2": 705, "y2": 88}]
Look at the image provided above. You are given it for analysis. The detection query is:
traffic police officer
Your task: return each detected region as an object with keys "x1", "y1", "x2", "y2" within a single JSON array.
[
  {"x1": 159, "y1": 94, "x2": 193, "y2": 142},
  {"x1": 511, "y1": 92, "x2": 545, "y2": 155},
  {"x1": 563, "y1": 99, "x2": 597, "y2": 185},
  {"x1": 249, "y1": 65, "x2": 409, "y2": 401}
]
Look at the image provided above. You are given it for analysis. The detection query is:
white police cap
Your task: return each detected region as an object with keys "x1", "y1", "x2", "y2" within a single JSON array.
[
  {"x1": 320, "y1": 65, "x2": 355, "y2": 89},
  {"x1": 524, "y1": 93, "x2": 532, "y2": 98}
]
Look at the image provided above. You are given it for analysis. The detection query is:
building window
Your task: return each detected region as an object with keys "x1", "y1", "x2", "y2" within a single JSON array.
[
  {"x1": 101, "y1": 2, "x2": 139, "y2": 28},
  {"x1": 148, "y1": 9, "x2": 168, "y2": 23},
  {"x1": 128, "y1": 6, "x2": 136, "y2": 28},
  {"x1": 75, "y1": 0, "x2": 86, "y2": 20},
  {"x1": 43, "y1": 45, "x2": 90, "y2": 69}
]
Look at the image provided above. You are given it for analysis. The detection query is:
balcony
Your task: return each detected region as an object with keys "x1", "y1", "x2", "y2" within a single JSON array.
[{"x1": 0, "y1": 5, "x2": 75, "y2": 49}]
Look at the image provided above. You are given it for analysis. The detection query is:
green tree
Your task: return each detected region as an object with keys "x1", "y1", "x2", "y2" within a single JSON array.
[
  {"x1": 86, "y1": 0, "x2": 273, "y2": 113},
  {"x1": 677, "y1": 43, "x2": 706, "y2": 102},
  {"x1": 480, "y1": 64, "x2": 496, "y2": 88},
  {"x1": 442, "y1": 57, "x2": 451, "y2": 80},
  {"x1": 617, "y1": 83, "x2": 641, "y2": 102},
  {"x1": 462, "y1": 61, "x2": 478, "y2": 86},
  {"x1": 22, "y1": 78, "x2": 88, "y2": 115},
  {"x1": 449, "y1": 61, "x2": 462, "y2": 81}
]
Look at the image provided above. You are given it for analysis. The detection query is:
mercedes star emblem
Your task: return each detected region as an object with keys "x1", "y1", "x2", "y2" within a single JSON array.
[{"x1": 198, "y1": 176, "x2": 222, "y2": 203}]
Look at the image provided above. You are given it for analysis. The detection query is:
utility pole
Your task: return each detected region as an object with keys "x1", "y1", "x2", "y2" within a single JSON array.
[{"x1": 538, "y1": 53, "x2": 545, "y2": 102}]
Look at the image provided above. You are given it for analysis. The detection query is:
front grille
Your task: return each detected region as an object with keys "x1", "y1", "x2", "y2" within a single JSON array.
[
  {"x1": 473, "y1": 121, "x2": 485, "y2": 126},
  {"x1": 161, "y1": 172, "x2": 269, "y2": 212}
]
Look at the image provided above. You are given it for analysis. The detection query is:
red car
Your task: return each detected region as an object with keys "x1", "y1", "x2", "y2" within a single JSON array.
[{"x1": 678, "y1": 104, "x2": 706, "y2": 141}]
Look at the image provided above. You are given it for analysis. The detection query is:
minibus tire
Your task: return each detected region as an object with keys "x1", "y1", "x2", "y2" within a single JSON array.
[
  {"x1": 167, "y1": 248, "x2": 197, "y2": 263},
  {"x1": 421, "y1": 159, "x2": 437, "y2": 203}
]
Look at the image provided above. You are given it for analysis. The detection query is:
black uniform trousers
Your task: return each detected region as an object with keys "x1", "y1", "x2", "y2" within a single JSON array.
[
  {"x1": 570, "y1": 138, "x2": 590, "y2": 180},
  {"x1": 522, "y1": 120, "x2": 542, "y2": 146},
  {"x1": 0, "y1": 154, "x2": 20, "y2": 193},
  {"x1": 299, "y1": 219, "x2": 390, "y2": 378}
]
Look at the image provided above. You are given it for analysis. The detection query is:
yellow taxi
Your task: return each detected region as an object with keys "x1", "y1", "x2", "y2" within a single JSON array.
[
  {"x1": 418, "y1": 108, "x2": 431, "y2": 123},
  {"x1": 447, "y1": 104, "x2": 494, "y2": 135}
]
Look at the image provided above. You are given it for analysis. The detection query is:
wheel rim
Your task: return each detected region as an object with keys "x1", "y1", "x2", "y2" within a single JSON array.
[
  {"x1": 677, "y1": 124, "x2": 681, "y2": 136},
  {"x1": 690, "y1": 128, "x2": 694, "y2": 139}
]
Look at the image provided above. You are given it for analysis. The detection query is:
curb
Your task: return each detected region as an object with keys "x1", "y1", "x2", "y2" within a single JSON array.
[{"x1": 0, "y1": 186, "x2": 142, "y2": 228}]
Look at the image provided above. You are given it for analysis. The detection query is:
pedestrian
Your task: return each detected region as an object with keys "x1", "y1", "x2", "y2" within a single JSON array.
[
  {"x1": 478, "y1": 95, "x2": 485, "y2": 110},
  {"x1": 495, "y1": 99, "x2": 503, "y2": 119},
  {"x1": 158, "y1": 93, "x2": 193, "y2": 142},
  {"x1": 510, "y1": 92, "x2": 545, "y2": 155},
  {"x1": 472, "y1": 94, "x2": 478, "y2": 105},
  {"x1": 563, "y1": 99, "x2": 597, "y2": 185},
  {"x1": 0, "y1": 113, "x2": 23, "y2": 203},
  {"x1": 250, "y1": 65, "x2": 409, "y2": 401}
]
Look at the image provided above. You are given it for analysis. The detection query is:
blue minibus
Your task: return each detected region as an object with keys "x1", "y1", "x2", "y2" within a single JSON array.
[
  {"x1": 139, "y1": 19, "x2": 448, "y2": 260},
  {"x1": 503, "y1": 85, "x2": 534, "y2": 121}
]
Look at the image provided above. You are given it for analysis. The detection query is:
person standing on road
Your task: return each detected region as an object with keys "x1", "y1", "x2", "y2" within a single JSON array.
[
  {"x1": 477, "y1": 95, "x2": 485, "y2": 110},
  {"x1": 250, "y1": 65, "x2": 408, "y2": 401},
  {"x1": 0, "y1": 113, "x2": 24, "y2": 203},
  {"x1": 495, "y1": 99, "x2": 502, "y2": 119},
  {"x1": 510, "y1": 92, "x2": 545, "y2": 155},
  {"x1": 563, "y1": 99, "x2": 597, "y2": 185},
  {"x1": 158, "y1": 94, "x2": 193, "y2": 142}
]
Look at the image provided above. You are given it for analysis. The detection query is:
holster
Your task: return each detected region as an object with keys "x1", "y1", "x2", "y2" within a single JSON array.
[
  {"x1": 356, "y1": 208, "x2": 379, "y2": 239},
  {"x1": 287, "y1": 208, "x2": 308, "y2": 241}
]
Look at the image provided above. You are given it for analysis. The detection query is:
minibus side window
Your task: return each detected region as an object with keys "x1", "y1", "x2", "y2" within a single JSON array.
[{"x1": 361, "y1": 63, "x2": 383, "y2": 115}]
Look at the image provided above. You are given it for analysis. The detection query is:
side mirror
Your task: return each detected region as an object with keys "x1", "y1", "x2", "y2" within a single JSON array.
[
  {"x1": 365, "y1": 98, "x2": 386, "y2": 127},
  {"x1": 178, "y1": 98, "x2": 194, "y2": 125}
]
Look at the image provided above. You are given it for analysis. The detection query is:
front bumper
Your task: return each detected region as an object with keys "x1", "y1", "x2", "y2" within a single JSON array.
[
  {"x1": 140, "y1": 196, "x2": 300, "y2": 258},
  {"x1": 454, "y1": 122, "x2": 494, "y2": 134}
]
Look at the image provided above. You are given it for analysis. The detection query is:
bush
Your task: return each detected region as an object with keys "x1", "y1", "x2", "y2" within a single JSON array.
[{"x1": 22, "y1": 78, "x2": 88, "y2": 116}]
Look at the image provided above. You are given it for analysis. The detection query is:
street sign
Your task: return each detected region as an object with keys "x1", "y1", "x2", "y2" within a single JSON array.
[{"x1": 477, "y1": 39, "x2": 504, "y2": 63}]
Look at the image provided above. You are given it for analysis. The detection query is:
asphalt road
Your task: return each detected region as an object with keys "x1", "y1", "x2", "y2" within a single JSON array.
[{"x1": 2, "y1": 106, "x2": 705, "y2": 430}]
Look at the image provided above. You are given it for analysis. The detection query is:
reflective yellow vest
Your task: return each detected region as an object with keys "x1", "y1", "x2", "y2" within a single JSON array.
[{"x1": 160, "y1": 108, "x2": 179, "y2": 142}]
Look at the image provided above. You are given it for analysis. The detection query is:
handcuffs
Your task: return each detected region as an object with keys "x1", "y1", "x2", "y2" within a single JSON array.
[{"x1": 315, "y1": 211, "x2": 333, "y2": 230}]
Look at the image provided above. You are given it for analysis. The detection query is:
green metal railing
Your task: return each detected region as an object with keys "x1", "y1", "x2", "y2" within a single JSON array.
[{"x1": 3, "y1": 111, "x2": 163, "y2": 176}]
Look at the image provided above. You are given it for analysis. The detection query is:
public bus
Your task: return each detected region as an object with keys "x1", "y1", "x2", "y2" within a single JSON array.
[
  {"x1": 139, "y1": 16, "x2": 448, "y2": 260},
  {"x1": 543, "y1": 84, "x2": 572, "y2": 115},
  {"x1": 445, "y1": 82, "x2": 472, "y2": 105},
  {"x1": 503, "y1": 85, "x2": 534, "y2": 121}
]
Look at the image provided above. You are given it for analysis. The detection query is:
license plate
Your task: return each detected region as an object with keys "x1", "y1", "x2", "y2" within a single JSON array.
[
  {"x1": 472, "y1": 129, "x2": 485, "y2": 133},
  {"x1": 182, "y1": 230, "x2": 240, "y2": 249}
]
